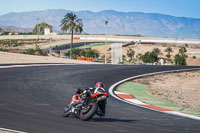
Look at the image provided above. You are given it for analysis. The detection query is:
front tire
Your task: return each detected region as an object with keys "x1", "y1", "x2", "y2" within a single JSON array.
[
  {"x1": 80, "y1": 102, "x2": 98, "y2": 121},
  {"x1": 62, "y1": 106, "x2": 70, "y2": 117}
]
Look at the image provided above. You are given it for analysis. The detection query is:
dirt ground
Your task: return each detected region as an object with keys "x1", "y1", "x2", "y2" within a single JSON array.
[
  {"x1": 0, "y1": 51, "x2": 99, "y2": 64},
  {"x1": 133, "y1": 70, "x2": 200, "y2": 111}
]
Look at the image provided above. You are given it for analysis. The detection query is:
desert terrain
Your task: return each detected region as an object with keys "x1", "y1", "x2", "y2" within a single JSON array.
[
  {"x1": 133, "y1": 70, "x2": 200, "y2": 111},
  {"x1": 0, "y1": 51, "x2": 99, "y2": 64},
  {"x1": 91, "y1": 43, "x2": 200, "y2": 65}
]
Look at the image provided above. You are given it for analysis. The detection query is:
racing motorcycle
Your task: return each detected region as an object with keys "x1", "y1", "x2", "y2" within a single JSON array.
[{"x1": 62, "y1": 88, "x2": 109, "y2": 121}]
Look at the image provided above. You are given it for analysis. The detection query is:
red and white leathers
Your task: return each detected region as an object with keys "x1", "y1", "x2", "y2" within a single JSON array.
[{"x1": 70, "y1": 94, "x2": 81, "y2": 105}]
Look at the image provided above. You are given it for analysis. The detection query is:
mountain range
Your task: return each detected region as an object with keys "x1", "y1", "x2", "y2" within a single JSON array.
[{"x1": 0, "y1": 9, "x2": 200, "y2": 38}]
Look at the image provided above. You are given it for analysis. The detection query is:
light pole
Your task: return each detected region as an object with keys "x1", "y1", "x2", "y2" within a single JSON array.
[
  {"x1": 105, "y1": 20, "x2": 108, "y2": 64},
  {"x1": 37, "y1": 18, "x2": 40, "y2": 41},
  {"x1": 36, "y1": 18, "x2": 40, "y2": 49}
]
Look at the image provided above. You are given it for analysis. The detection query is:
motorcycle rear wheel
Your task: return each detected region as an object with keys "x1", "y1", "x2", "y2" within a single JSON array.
[{"x1": 80, "y1": 102, "x2": 98, "y2": 121}]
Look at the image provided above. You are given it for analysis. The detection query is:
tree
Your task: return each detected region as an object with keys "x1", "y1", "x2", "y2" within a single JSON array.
[
  {"x1": 152, "y1": 48, "x2": 162, "y2": 56},
  {"x1": 165, "y1": 47, "x2": 173, "y2": 59},
  {"x1": 174, "y1": 54, "x2": 186, "y2": 65},
  {"x1": 174, "y1": 47, "x2": 188, "y2": 66},
  {"x1": 165, "y1": 47, "x2": 173, "y2": 64},
  {"x1": 127, "y1": 48, "x2": 135, "y2": 61},
  {"x1": 141, "y1": 51, "x2": 159, "y2": 63},
  {"x1": 60, "y1": 12, "x2": 83, "y2": 58},
  {"x1": 137, "y1": 53, "x2": 143, "y2": 61},
  {"x1": 32, "y1": 22, "x2": 53, "y2": 34},
  {"x1": 179, "y1": 46, "x2": 187, "y2": 57},
  {"x1": 122, "y1": 54, "x2": 127, "y2": 61}
]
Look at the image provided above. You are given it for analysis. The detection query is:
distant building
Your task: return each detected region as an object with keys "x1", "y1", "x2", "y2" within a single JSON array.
[
  {"x1": 44, "y1": 28, "x2": 50, "y2": 35},
  {"x1": 44, "y1": 27, "x2": 57, "y2": 35}
]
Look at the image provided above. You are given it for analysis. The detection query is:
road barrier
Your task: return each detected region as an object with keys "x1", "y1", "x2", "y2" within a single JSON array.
[{"x1": 77, "y1": 57, "x2": 94, "y2": 62}]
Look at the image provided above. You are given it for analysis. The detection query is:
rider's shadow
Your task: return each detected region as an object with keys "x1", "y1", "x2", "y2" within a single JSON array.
[{"x1": 91, "y1": 117, "x2": 138, "y2": 123}]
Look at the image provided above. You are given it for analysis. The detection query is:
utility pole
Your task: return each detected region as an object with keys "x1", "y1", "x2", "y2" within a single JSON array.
[
  {"x1": 9, "y1": 33, "x2": 11, "y2": 48},
  {"x1": 37, "y1": 18, "x2": 40, "y2": 40},
  {"x1": 105, "y1": 20, "x2": 108, "y2": 64},
  {"x1": 36, "y1": 18, "x2": 40, "y2": 49}
]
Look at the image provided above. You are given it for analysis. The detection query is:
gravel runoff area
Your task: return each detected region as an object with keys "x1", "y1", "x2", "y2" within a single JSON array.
[
  {"x1": 133, "y1": 70, "x2": 200, "y2": 112},
  {"x1": 0, "y1": 51, "x2": 100, "y2": 64}
]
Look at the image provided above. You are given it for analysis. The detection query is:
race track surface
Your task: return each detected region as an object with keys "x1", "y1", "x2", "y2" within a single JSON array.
[
  {"x1": 52, "y1": 42, "x2": 99, "y2": 50},
  {"x1": 0, "y1": 65, "x2": 200, "y2": 133}
]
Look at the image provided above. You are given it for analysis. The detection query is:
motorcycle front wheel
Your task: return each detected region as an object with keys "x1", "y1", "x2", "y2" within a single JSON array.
[
  {"x1": 80, "y1": 102, "x2": 98, "y2": 121},
  {"x1": 61, "y1": 106, "x2": 70, "y2": 117}
]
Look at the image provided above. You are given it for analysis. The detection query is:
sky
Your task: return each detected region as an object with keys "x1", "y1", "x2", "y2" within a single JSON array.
[{"x1": 0, "y1": 0, "x2": 200, "y2": 18}]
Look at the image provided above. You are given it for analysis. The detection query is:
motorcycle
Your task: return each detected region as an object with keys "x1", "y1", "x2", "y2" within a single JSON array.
[{"x1": 62, "y1": 89, "x2": 109, "y2": 121}]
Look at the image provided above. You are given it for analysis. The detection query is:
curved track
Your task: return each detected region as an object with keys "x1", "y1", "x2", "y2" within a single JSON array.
[
  {"x1": 0, "y1": 65, "x2": 200, "y2": 133},
  {"x1": 52, "y1": 42, "x2": 100, "y2": 50}
]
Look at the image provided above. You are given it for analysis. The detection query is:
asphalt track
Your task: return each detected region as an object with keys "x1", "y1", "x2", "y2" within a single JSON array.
[
  {"x1": 52, "y1": 42, "x2": 100, "y2": 51},
  {"x1": 0, "y1": 64, "x2": 200, "y2": 133}
]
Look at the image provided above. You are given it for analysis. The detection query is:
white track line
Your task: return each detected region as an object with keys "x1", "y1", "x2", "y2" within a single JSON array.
[
  {"x1": 109, "y1": 68, "x2": 200, "y2": 120},
  {"x1": 0, "y1": 127, "x2": 27, "y2": 133},
  {"x1": 0, "y1": 64, "x2": 75, "y2": 69}
]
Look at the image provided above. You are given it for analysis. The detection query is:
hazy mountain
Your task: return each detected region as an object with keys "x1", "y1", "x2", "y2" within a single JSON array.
[
  {"x1": 0, "y1": 9, "x2": 200, "y2": 38},
  {"x1": 0, "y1": 25, "x2": 32, "y2": 33}
]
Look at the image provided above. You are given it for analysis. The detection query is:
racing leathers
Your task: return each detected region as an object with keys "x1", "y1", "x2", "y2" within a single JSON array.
[{"x1": 71, "y1": 87, "x2": 107, "y2": 117}]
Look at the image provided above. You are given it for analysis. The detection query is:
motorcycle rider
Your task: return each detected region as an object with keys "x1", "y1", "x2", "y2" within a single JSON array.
[{"x1": 70, "y1": 82, "x2": 107, "y2": 117}]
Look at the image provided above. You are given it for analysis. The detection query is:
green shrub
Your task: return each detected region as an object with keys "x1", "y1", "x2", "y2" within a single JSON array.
[
  {"x1": 192, "y1": 56, "x2": 196, "y2": 59},
  {"x1": 0, "y1": 48, "x2": 8, "y2": 52},
  {"x1": 174, "y1": 47, "x2": 188, "y2": 66},
  {"x1": 174, "y1": 54, "x2": 186, "y2": 65},
  {"x1": 65, "y1": 48, "x2": 99, "y2": 59},
  {"x1": 23, "y1": 49, "x2": 35, "y2": 55},
  {"x1": 141, "y1": 51, "x2": 158, "y2": 63},
  {"x1": 127, "y1": 48, "x2": 135, "y2": 61}
]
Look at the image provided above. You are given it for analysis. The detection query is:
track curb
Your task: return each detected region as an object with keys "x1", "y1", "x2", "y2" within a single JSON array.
[{"x1": 108, "y1": 68, "x2": 200, "y2": 120}]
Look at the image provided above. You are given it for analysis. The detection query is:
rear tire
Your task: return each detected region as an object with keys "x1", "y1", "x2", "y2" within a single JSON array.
[{"x1": 80, "y1": 102, "x2": 98, "y2": 121}]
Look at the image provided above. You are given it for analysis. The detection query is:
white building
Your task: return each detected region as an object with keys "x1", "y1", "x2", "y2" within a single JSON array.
[
  {"x1": 44, "y1": 28, "x2": 50, "y2": 35},
  {"x1": 44, "y1": 28, "x2": 57, "y2": 35}
]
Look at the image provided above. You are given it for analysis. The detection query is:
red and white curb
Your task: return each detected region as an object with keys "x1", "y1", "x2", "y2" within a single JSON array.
[{"x1": 109, "y1": 68, "x2": 200, "y2": 121}]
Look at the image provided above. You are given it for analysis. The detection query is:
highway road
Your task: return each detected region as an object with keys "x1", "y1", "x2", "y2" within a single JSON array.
[{"x1": 0, "y1": 64, "x2": 200, "y2": 133}]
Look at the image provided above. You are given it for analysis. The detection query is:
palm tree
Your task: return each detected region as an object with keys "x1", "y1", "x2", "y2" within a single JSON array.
[
  {"x1": 179, "y1": 46, "x2": 187, "y2": 57},
  {"x1": 152, "y1": 48, "x2": 162, "y2": 56},
  {"x1": 127, "y1": 48, "x2": 135, "y2": 61},
  {"x1": 60, "y1": 12, "x2": 83, "y2": 58},
  {"x1": 165, "y1": 47, "x2": 173, "y2": 59}
]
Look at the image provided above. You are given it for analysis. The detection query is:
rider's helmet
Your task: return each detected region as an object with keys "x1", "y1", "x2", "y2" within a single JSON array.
[{"x1": 95, "y1": 82, "x2": 105, "y2": 88}]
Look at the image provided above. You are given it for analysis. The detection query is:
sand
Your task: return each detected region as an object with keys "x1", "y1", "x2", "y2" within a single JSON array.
[{"x1": 0, "y1": 51, "x2": 99, "y2": 64}]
